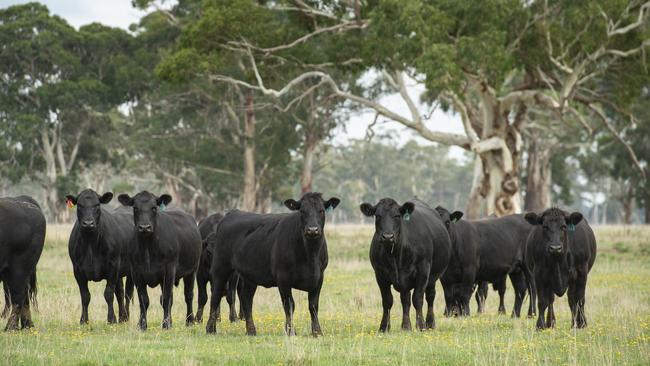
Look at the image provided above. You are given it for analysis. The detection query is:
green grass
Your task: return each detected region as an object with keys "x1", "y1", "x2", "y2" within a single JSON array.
[{"x1": 1, "y1": 224, "x2": 649, "y2": 365}]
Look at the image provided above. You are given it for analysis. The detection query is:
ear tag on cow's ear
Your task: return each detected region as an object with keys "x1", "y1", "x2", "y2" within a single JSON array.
[
  {"x1": 66, "y1": 199, "x2": 75, "y2": 209},
  {"x1": 159, "y1": 203, "x2": 166, "y2": 212},
  {"x1": 452, "y1": 217, "x2": 458, "y2": 223},
  {"x1": 325, "y1": 206, "x2": 333, "y2": 214},
  {"x1": 403, "y1": 212, "x2": 411, "y2": 221},
  {"x1": 568, "y1": 224, "x2": 575, "y2": 232}
]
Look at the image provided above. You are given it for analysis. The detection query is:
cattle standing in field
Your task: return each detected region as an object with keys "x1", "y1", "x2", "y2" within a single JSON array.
[
  {"x1": 0, "y1": 195, "x2": 45, "y2": 331},
  {"x1": 435, "y1": 207, "x2": 533, "y2": 318},
  {"x1": 197, "y1": 213, "x2": 242, "y2": 323},
  {"x1": 118, "y1": 191, "x2": 202, "y2": 330},
  {"x1": 67, "y1": 189, "x2": 134, "y2": 324},
  {"x1": 524, "y1": 208, "x2": 596, "y2": 329},
  {"x1": 205, "y1": 192, "x2": 340, "y2": 337},
  {"x1": 360, "y1": 198, "x2": 451, "y2": 332}
]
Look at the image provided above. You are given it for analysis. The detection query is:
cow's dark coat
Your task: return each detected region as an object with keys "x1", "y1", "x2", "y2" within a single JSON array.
[
  {"x1": 435, "y1": 207, "x2": 533, "y2": 317},
  {"x1": 0, "y1": 195, "x2": 45, "y2": 331},
  {"x1": 197, "y1": 213, "x2": 242, "y2": 323},
  {"x1": 205, "y1": 192, "x2": 340, "y2": 336},
  {"x1": 66, "y1": 189, "x2": 134, "y2": 324},
  {"x1": 524, "y1": 208, "x2": 596, "y2": 329},
  {"x1": 360, "y1": 198, "x2": 451, "y2": 332},
  {"x1": 118, "y1": 191, "x2": 202, "y2": 330}
]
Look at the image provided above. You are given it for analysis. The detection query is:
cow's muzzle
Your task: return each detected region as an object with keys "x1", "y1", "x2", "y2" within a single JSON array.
[
  {"x1": 547, "y1": 244, "x2": 563, "y2": 255},
  {"x1": 80, "y1": 220, "x2": 96, "y2": 230},
  {"x1": 380, "y1": 233, "x2": 395, "y2": 243},
  {"x1": 304, "y1": 226, "x2": 321, "y2": 239},
  {"x1": 138, "y1": 224, "x2": 154, "y2": 234}
]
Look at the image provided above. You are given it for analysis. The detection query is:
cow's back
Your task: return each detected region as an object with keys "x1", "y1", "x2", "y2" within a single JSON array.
[
  {"x1": 570, "y1": 219, "x2": 597, "y2": 271},
  {"x1": 198, "y1": 212, "x2": 224, "y2": 239}
]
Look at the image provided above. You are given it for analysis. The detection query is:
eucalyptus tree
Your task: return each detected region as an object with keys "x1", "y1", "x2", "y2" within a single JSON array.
[{"x1": 166, "y1": 0, "x2": 649, "y2": 217}]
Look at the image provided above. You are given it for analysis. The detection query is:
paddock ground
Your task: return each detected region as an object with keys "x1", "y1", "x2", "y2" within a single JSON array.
[{"x1": 1, "y1": 224, "x2": 649, "y2": 365}]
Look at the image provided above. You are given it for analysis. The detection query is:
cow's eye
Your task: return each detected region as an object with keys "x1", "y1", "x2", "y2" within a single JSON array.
[
  {"x1": 542, "y1": 225, "x2": 549, "y2": 230},
  {"x1": 561, "y1": 225, "x2": 567, "y2": 230},
  {"x1": 152, "y1": 207, "x2": 157, "y2": 212}
]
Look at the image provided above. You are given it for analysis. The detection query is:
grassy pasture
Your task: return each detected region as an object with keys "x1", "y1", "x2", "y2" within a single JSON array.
[{"x1": 1, "y1": 224, "x2": 649, "y2": 365}]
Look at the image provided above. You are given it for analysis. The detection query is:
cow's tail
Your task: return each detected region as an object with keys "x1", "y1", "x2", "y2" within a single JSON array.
[
  {"x1": 28, "y1": 271, "x2": 38, "y2": 311},
  {"x1": 1, "y1": 281, "x2": 8, "y2": 318}
]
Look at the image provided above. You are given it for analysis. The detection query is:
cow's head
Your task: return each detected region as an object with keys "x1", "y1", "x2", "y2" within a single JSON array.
[
  {"x1": 434, "y1": 206, "x2": 463, "y2": 233},
  {"x1": 66, "y1": 189, "x2": 113, "y2": 232},
  {"x1": 284, "y1": 192, "x2": 340, "y2": 241},
  {"x1": 360, "y1": 198, "x2": 414, "y2": 252},
  {"x1": 525, "y1": 208, "x2": 583, "y2": 258},
  {"x1": 118, "y1": 191, "x2": 172, "y2": 236}
]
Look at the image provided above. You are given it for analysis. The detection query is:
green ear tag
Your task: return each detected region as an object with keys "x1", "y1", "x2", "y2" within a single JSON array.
[
  {"x1": 568, "y1": 224, "x2": 575, "y2": 232},
  {"x1": 403, "y1": 212, "x2": 411, "y2": 221},
  {"x1": 159, "y1": 203, "x2": 166, "y2": 212},
  {"x1": 325, "y1": 206, "x2": 333, "y2": 214}
]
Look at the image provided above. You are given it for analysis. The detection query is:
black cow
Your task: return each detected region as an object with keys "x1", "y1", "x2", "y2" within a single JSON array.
[
  {"x1": 0, "y1": 195, "x2": 45, "y2": 331},
  {"x1": 118, "y1": 191, "x2": 202, "y2": 330},
  {"x1": 205, "y1": 192, "x2": 340, "y2": 337},
  {"x1": 524, "y1": 208, "x2": 596, "y2": 329},
  {"x1": 360, "y1": 198, "x2": 451, "y2": 332},
  {"x1": 66, "y1": 189, "x2": 134, "y2": 324},
  {"x1": 435, "y1": 207, "x2": 533, "y2": 317},
  {"x1": 196, "y1": 213, "x2": 242, "y2": 323}
]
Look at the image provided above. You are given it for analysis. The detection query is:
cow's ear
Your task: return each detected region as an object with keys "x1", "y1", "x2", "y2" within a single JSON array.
[
  {"x1": 284, "y1": 198, "x2": 301, "y2": 211},
  {"x1": 99, "y1": 192, "x2": 113, "y2": 204},
  {"x1": 325, "y1": 197, "x2": 341, "y2": 211},
  {"x1": 451, "y1": 211, "x2": 464, "y2": 222},
  {"x1": 118, "y1": 194, "x2": 134, "y2": 207},
  {"x1": 65, "y1": 195, "x2": 77, "y2": 206},
  {"x1": 566, "y1": 212, "x2": 583, "y2": 226},
  {"x1": 524, "y1": 212, "x2": 542, "y2": 225},
  {"x1": 157, "y1": 194, "x2": 172, "y2": 207},
  {"x1": 359, "y1": 203, "x2": 376, "y2": 217},
  {"x1": 400, "y1": 202, "x2": 415, "y2": 217},
  {"x1": 435, "y1": 205, "x2": 448, "y2": 217}
]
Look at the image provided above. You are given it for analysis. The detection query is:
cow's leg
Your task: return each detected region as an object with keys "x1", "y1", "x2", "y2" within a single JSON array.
[
  {"x1": 206, "y1": 273, "x2": 228, "y2": 334},
  {"x1": 536, "y1": 283, "x2": 549, "y2": 330},
  {"x1": 226, "y1": 274, "x2": 238, "y2": 322},
  {"x1": 308, "y1": 277, "x2": 324, "y2": 337},
  {"x1": 183, "y1": 273, "x2": 195, "y2": 326},
  {"x1": 376, "y1": 275, "x2": 393, "y2": 333},
  {"x1": 1, "y1": 282, "x2": 9, "y2": 318},
  {"x1": 135, "y1": 282, "x2": 150, "y2": 331},
  {"x1": 510, "y1": 271, "x2": 526, "y2": 318},
  {"x1": 399, "y1": 290, "x2": 412, "y2": 331},
  {"x1": 196, "y1": 274, "x2": 208, "y2": 324},
  {"x1": 412, "y1": 274, "x2": 428, "y2": 331},
  {"x1": 104, "y1": 279, "x2": 117, "y2": 324},
  {"x1": 496, "y1": 277, "x2": 507, "y2": 315},
  {"x1": 125, "y1": 275, "x2": 134, "y2": 321},
  {"x1": 4, "y1": 271, "x2": 28, "y2": 331},
  {"x1": 20, "y1": 299, "x2": 33, "y2": 329},
  {"x1": 115, "y1": 277, "x2": 128, "y2": 323},
  {"x1": 425, "y1": 281, "x2": 436, "y2": 329},
  {"x1": 237, "y1": 279, "x2": 245, "y2": 321},
  {"x1": 161, "y1": 271, "x2": 175, "y2": 329},
  {"x1": 239, "y1": 281, "x2": 258, "y2": 336},
  {"x1": 441, "y1": 279, "x2": 455, "y2": 317},
  {"x1": 570, "y1": 267, "x2": 588, "y2": 328},
  {"x1": 74, "y1": 269, "x2": 91, "y2": 325},
  {"x1": 546, "y1": 296, "x2": 556, "y2": 328},
  {"x1": 278, "y1": 285, "x2": 296, "y2": 336},
  {"x1": 475, "y1": 282, "x2": 487, "y2": 314}
]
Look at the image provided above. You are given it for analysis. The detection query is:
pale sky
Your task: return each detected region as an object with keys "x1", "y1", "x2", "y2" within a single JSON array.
[{"x1": 1, "y1": 0, "x2": 466, "y2": 158}]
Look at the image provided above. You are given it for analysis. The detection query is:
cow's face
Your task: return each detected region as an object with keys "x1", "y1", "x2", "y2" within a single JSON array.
[
  {"x1": 118, "y1": 191, "x2": 172, "y2": 236},
  {"x1": 360, "y1": 198, "x2": 414, "y2": 251},
  {"x1": 66, "y1": 189, "x2": 113, "y2": 232},
  {"x1": 525, "y1": 208, "x2": 583, "y2": 258},
  {"x1": 284, "y1": 192, "x2": 340, "y2": 241},
  {"x1": 434, "y1": 206, "x2": 463, "y2": 232}
]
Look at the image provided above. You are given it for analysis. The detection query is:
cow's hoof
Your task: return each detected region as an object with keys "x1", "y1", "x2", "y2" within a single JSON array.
[
  {"x1": 138, "y1": 321, "x2": 147, "y2": 331},
  {"x1": 186, "y1": 315, "x2": 195, "y2": 326},
  {"x1": 206, "y1": 323, "x2": 216, "y2": 334}
]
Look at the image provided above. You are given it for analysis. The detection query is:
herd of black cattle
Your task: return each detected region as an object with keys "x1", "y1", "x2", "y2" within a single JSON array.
[{"x1": 0, "y1": 189, "x2": 597, "y2": 334}]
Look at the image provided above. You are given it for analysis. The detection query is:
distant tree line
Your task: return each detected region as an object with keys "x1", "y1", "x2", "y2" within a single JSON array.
[{"x1": 0, "y1": 1, "x2": 648, "y2": 223}]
